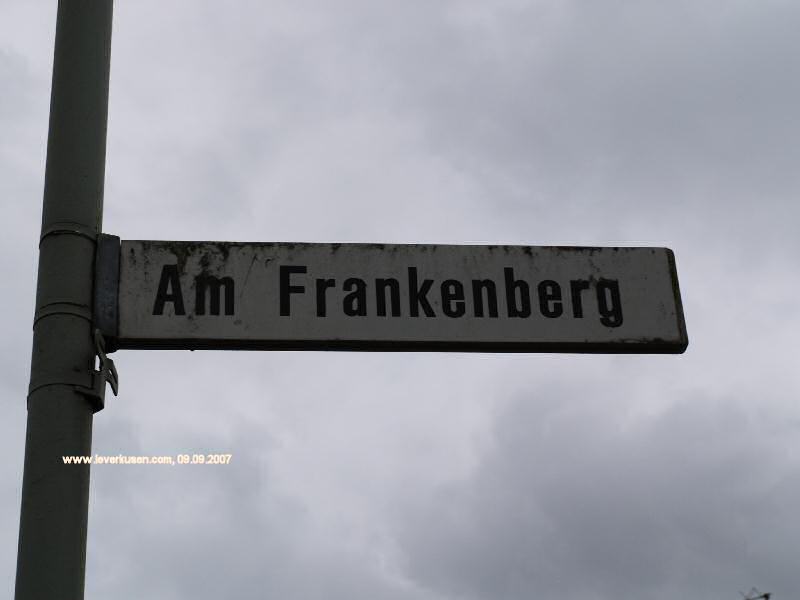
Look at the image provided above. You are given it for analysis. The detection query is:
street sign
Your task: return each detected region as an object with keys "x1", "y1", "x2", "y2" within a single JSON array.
[
  {"x1": 21, "y1": 5, "x2": 693, "y2": 598},
  {"x1": 98, "y1": 239, "x2": 687, "y2": 353}
]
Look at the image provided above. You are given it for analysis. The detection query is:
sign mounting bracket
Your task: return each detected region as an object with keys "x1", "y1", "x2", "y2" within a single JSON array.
[
  {"x1": 93, "y1": 233, "x2": 120, "y2": 350},
  {"x1": 76, "y1": 329, "x2": 119, "y2": 413}
]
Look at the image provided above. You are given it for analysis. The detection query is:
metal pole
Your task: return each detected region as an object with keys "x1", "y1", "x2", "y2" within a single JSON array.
[{"x1": 16, "y1": 2, "x2": 113, "y2": 599}]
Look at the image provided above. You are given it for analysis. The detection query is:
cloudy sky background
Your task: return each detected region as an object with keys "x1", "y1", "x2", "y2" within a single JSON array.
[{"x1": 2, "y1": 1, "x2": 799, "y2": 598}]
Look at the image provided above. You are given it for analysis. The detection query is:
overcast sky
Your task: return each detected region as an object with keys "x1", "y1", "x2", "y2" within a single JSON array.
[{"x1": 2, "y1": 1, "x2": 799, "y2": 598}]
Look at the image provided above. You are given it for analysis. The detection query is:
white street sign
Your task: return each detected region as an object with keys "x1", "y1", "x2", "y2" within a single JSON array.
[{"x1": 107, "y1": 241, "x2": 687, "y2": 353}]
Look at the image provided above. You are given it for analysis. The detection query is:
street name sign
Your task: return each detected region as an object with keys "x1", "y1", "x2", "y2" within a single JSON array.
[{"x1": 95, "y1": 238, "x2": 687, "y2": 353}]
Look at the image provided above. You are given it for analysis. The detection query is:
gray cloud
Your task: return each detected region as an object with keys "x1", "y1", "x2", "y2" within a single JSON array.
[
  {"x1": 2, "y1": 1, "x2": 798, "y2": 599},
  {"x1": 395, "y1": 380, "x2": 800, "y2": 598}
]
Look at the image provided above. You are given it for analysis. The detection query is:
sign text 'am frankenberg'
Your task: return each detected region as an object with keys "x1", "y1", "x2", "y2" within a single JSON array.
[{"x1": 106, "y1": 241, "x2": 687, "y2": 353}]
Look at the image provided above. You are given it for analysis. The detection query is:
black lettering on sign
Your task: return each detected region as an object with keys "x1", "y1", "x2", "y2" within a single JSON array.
[
  {"x1": 537, "y1": 280, "x2": 563, "y2": 318},
  {"x1": 570, "y1": 279, "x2": 590, "y2": 318},
  {"x1": 343, "y1": 278, "x2": 367, "y2": 316},
  {"x1": 408, "y1": 267, "x2": 435, "y2": 317},
  {"x1": 153, "y1": 264, "x2": 185, "y2": 316},
  {"x1": 376, "y1": 278, "x2": 401, "y2": 317},
  {"x1": 316, "y1": 278, "x2": 336, "y2": 317},
  {"x1": 195, "y1": 275, "x2": 235, "y2": 315},
  {"x1": 504, "y1": 267, "x2": 531, "y2": 318},
  {"x1": 472, "y1": 279, "x2": 498, "y2": 318},
  {"x1": 280, "y1": 265, "x2": 306, "y2": 316},
  {"x1": 441, "y1": 280, "x2": 466, "y2": 318},
  {"x1": 597, "y1": 279, "x2": 623, "y2": 327}
]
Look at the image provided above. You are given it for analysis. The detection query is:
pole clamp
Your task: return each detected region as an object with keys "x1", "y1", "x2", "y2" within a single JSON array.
[
  {"x1": 39, "y1": 221, "x2": 98, "y2": 246},
  {"x1": 77, "y1": 329, "x2": 119, "y2": 412}
]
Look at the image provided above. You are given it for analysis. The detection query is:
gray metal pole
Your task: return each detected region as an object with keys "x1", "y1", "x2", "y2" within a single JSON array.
[{"x1": 16, "y1": 2, "x2": 113, "y2": 599}]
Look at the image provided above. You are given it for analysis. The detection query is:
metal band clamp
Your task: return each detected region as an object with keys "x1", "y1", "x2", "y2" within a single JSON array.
[{"x1": 76, "y1": 329, "x2": 119, "y2": 412}]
